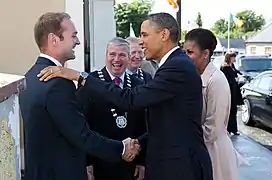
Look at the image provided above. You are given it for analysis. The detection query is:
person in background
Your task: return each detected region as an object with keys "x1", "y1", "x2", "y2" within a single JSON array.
[
  {"x1": 77, "y1": 37, "x2": 147, "y2": 180},
  {"x1": 126, "y1": 37, "x2": 152, "y2": 83},
  {"x1": 220, "y1": 52, "x2": 242, "y2": 135},
  {"x1": 184, "y1": 28, "x2": 238, "y2": 180}
]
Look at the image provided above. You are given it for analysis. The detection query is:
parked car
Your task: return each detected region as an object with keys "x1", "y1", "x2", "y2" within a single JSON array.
[
  {"x1": 211, "y1": 56, "x2": 224, "y2": 69},
  {"x1": 234, "y1": 55, "x2": 272, "y2": 86},
  {"x1": 240, "y1": 71, "x2": 272, "y2": 129}
]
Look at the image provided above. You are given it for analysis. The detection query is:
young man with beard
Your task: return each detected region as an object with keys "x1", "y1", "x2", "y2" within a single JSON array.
[
  {"x1": 19, "y1": 13, "x2": 139, "y2": 180},
  {"x1": 125, "y1": 37, "x2": 152, "y2": 83},
  {"x1": 77, "y1": 37, "x2": 147, "y2": 180}
]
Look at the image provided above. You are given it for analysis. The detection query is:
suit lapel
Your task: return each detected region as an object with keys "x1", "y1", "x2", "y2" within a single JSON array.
[
  {"x1": 123, "y1": 73, "x2": 129, "y2": 88},
  {"x1": 101, "y1": 67, "x2": 112, "y2": 83}
]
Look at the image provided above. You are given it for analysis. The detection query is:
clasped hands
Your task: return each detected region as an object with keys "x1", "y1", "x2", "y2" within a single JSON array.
[{"x1": 122, "y1": 138, "x2": 141, "y2": 162}]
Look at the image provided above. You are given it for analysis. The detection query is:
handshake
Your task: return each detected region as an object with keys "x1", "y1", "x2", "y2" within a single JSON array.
[{"x1": 122, "y1": 138, "x2": 141, "y2": 162}]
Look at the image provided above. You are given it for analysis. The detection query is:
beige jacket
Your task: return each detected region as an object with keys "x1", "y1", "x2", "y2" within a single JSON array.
[{"x1": 201, "y1": 62, "x2": 238, "y2": 180}]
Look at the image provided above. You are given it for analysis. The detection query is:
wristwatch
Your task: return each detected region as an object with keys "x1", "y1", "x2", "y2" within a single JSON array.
[{"x1": 78, "y1": 72, "x2": 89, "y2": 85}]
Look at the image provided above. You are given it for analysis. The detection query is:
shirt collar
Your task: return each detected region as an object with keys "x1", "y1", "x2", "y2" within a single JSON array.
[
  {"x1": 158, "y1": 46, "x2": 179, "y2": 67},
  {"x1": 105, "y1": 67, "x2": 125, "y2": 82},
  {"x1": 126, "y1": 68, "x2": 138, "y2": 75},
  {"x1": 39, "y1": 53, "x2": 62, "y2": 66}
]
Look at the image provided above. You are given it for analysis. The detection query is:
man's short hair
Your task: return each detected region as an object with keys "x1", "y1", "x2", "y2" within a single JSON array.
[
  {"x1": 126, "y1": 37, "x2": 140, "y2": 45},
  {"x1": 106, "y1": 37, "x2": 130, "y2": 55},
  {"x1": 34, "y1": 12, "x2": 71, "y2": 50},
  {"x1": 145, "y1": 12, "x2": 180, "y2": 44}
]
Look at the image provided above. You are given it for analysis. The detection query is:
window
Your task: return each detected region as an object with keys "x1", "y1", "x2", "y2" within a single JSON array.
[
  {"x1": 241, "y1": 58, "x2": 272, "y2": 71},
  {"x1": 250, "y1": 47, "x2": 256, "y2": 54},
  {"x1": 258, "y1": 76, "x2": 272, "y2": 90},
  {"x1": 265, "y1": 47, "x2": 272, "y2": 55}
]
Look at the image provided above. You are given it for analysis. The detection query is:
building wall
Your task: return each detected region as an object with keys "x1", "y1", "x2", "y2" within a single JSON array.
[
  {"x1": 246, "y1": 43, "x2": 272, "y2": 55},
  {"x1": 90, "y1": 0, "x2": 116, "y2": 70},
  {"x1": 0, "y1": 0, "x2": 66, "y2": 76}
]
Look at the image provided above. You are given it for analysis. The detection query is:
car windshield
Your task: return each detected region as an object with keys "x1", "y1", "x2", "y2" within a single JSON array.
[{"x1": 240, "y1": 58, "x2": 272, "y2": 71}]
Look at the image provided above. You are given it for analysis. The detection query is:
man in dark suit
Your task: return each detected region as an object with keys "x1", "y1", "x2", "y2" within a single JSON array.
[
  {"x1": 78, "y1": 37, "x2": 147, "y2": 180},
  {"x1": 125, "y1": 37, "x2": 152, "y2": 83},
  {"x1": 19, "y1": 12, "x2": 139, "y2": 180},
  {"x1": 38, "y1": 13, "x2": 213, "y2": 180}
]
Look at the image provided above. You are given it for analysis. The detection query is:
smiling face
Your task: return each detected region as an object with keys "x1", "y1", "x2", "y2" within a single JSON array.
[
  {"x1": 58, "y1": 18, "x2": 80, "y2": 61},
  {"x1": 128, "y1": 42, "x2": 144, "y2": 71},
  {"x1": 105, "y1": 44, "x2": 129, "y2": 77},
  {"x1": 140, "y1": 20, "x2": 164, "y2": 60},
  {"x1": 48, "y1": 18, "x2": 80, "y2": 63}
]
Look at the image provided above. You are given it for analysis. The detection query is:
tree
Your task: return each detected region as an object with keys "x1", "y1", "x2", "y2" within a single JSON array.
[
  {"x1": 196, "y1": 12, "x2": 203, "y2": 28},
  {"x1": 114, "y1": 0, "x2": 152, "y2": 38},
  {"x1": 180, "y1": 29, "x2": 188, "y2": 42},
  {"x1": 235, "y1": 10, "x2": 265, "y2": 33},
  {"x1": 211, "y1": 18, "x2": 230, "y2": 35},
  {"x1": 211, "y1": 10, "x2": 265, "y2": 39}
]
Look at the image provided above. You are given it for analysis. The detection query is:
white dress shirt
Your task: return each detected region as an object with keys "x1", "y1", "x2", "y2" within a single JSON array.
[
  {"x1": 158, "y1": 46, "x2": 179, "y2": 67},
  {"x1": 125, "y1": 68, "x2": 139, "y2": 75},
  {"x1": 39, "y1": 53, "x2": 63, "y2": 66},
  {"x1": 105, "y1": 67, "x2": 125, "y2": 89}
]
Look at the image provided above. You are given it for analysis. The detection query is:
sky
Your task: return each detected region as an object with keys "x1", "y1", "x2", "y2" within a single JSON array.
[{"x1": 116, "y1": 0, "x2": 272, "y2": 29}]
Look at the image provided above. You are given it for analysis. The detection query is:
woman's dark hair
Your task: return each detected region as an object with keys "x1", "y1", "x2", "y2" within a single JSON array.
[
  {"x1": 185, "y1": 28, "x2": 217, "y2": 57},
  {"x1": 224, "y1": 52, "x2": 237, "y2": 64}
]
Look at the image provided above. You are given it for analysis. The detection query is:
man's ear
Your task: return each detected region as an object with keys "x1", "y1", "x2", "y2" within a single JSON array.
[{"x1": 161, "y1": 29, "x2": 171, "y2": 42}]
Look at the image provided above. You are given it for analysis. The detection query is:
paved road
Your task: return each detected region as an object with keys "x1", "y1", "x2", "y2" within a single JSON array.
[
  {"x1": 232, "y1": 134, "x2": 272, "y2": 180},
  {"x1": 237, "y1": 110, "x2": 272, "y2": 151},
  {"x1": 233, "y1": 110, "x2": 272, "y2": 179}
]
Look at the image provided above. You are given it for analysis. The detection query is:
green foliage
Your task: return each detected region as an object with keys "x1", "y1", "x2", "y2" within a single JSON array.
[
  {"x1": 114, "y1": 0, "x2": 152, "y2": 38},
  {"x1": 211, "y1": 10, "x2": 265, "y2": 39},
  {"x1": 180, "y1": 29, "x2": 188, "y2": 42}
]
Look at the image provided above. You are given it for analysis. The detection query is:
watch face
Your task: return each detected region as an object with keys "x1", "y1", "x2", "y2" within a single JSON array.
[{"x1": 81, "y1": 72, "x2": 89, "y2": 78}]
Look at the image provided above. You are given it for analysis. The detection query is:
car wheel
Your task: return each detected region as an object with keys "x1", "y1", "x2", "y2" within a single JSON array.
[{"x1": 240, "y1": 98, "x2": 254, "y2": 126}]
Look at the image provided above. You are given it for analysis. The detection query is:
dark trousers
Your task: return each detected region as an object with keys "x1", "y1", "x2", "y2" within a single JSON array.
[{"x1": 227, "y1": 105, "x2": 238, "y2": 133}]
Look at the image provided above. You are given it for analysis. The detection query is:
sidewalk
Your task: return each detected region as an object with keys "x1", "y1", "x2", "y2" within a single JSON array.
[{"x1": 231, "y1": 134, "x2": 272, "y2": 180}]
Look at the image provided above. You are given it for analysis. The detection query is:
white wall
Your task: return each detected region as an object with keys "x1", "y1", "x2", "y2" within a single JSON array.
[
  {"x1": 65, "y1": 0, "x2": 85, "y2": 72},
  {"x1": 90, "y1": 0, "x2": 116, "y2": 70},
  {"x1": 0, "y1": 0, "x2": 65, "y2": 75},
  {"x1": 246, "y1": 43, "x2": 272, "y2": 55}
]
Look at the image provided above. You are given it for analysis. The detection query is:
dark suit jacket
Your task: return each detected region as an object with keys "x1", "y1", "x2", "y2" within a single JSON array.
[
  {"x1": 141, "y1": 70, "x2": 152, "y2": 83},
  {"x1": 81, "y1": 49, "x2": 213, "y2": 180},
  {"x1": 19, "y1": 57, "x2": 124, "y2": 180},
  {"x1": 77, "y1": 68, "x2": 147, "y2": 180}
]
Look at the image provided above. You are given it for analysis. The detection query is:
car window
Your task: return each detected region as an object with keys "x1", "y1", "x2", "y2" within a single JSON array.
[
  {"x1": 258, "y1": 76, "x2": 272, "y2": 90},
  {"x1": 240, "y1": 58, "x2": 272, "y2": 71}
]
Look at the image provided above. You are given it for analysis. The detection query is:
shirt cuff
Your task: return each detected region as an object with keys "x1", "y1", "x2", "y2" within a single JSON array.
[{"x1": 122, "y1": 141, "x2": 125, "y2": 155}]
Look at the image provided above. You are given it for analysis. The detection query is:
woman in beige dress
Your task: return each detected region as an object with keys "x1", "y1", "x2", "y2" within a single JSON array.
[{"x1": 183, "y1": 28, "x2": 239, "y2": 180}]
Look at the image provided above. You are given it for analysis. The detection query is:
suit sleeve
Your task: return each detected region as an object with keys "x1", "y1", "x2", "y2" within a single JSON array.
[
  {"x1": 46, "y1": 78, "x2": 123, "y2": 162},
  {"x1": 84, "y1": 57, "x2": 192, "y2": 110},
  {"x1": 133, "y1": 108, "x2": 147, "y2": 165},
  {"x1": 145, "y1": 72, "x2": 153, "y2": 82}
]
